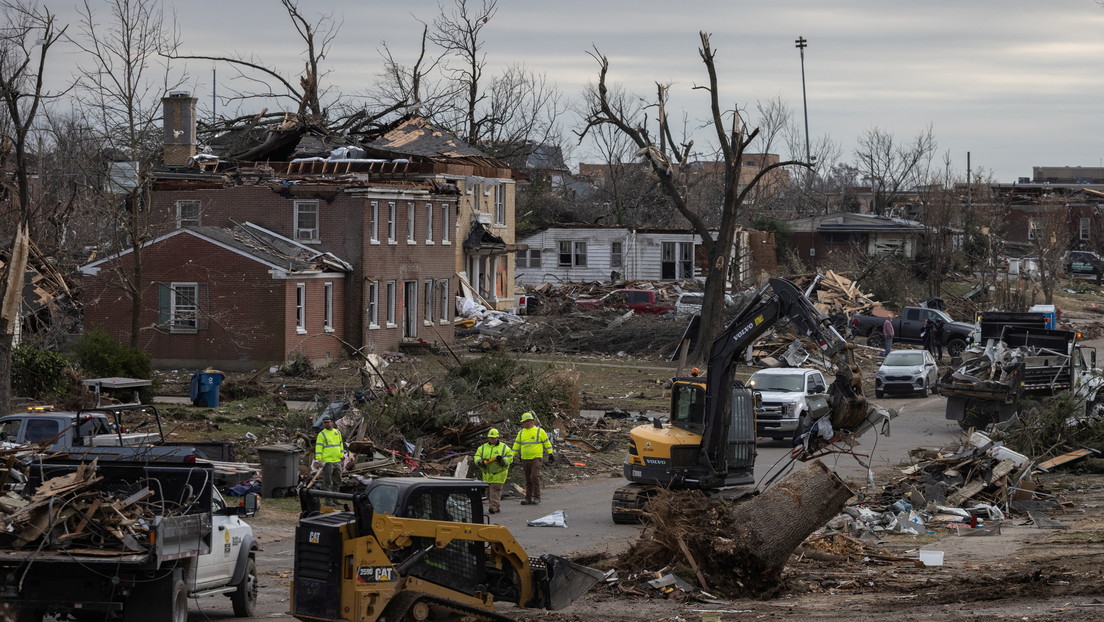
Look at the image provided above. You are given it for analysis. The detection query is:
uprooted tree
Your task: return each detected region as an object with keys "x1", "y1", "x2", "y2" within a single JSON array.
[
  {"x1": 580, "y1": 32, "x2": 810, "y2": 362},
  {"x1": 621, "y1": 460, "x2": 853, "y2": 597}
]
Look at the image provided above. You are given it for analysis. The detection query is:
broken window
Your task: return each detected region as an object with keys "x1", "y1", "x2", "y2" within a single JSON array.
[
  {"x1": 295, "y1": 283, "x2": 306, "y2": 333},
  {"x1": 1028, "y1": 217, "x2": 1042, "y2": 240},
  {"x1": 661, "y1": 241, "x2": 694, "y2": 279},
  {"x1": 295, "y1": 200, "x2": 319, "y2": 241},
  {"x1": 494, "y1": 185, "x2": 506, "y2": 225},
  {"x1": 158, "y1": 282, "x2": 205, "y2": 333},
  {"x1": 367, "y1": 281, "x2": 379, "y2": 329},
  {"x1": 424, "y1": 279, "x2": 434, "y2": 324},
  {"x1": 323, "y1": 282, "x2": 333, "y2": 332},
  {"x1": 425, "y1": 202, "x2": 434, "y2": 243},
  {"x1": 407, "y1": 201, "x2": 416, "y2": 243},
  {"x1": 610, "y1": 241, "x2": 623, "y2": 268},
  {"x1": 176, "y1": 200, "x2": 201, "y2": 227},
  {"x1": 558, "y1": 241, "x2": 587, "y2": 267}
]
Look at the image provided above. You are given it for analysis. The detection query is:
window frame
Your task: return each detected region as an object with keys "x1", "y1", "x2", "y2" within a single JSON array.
[
  {"x1": 425, "y1": 202, "x2": 434, "y2": 243},
  {"x1": 369, "y1": 201, "x2": 380, "y2": 244},
  {"x1": 1080, "y1": 216, "x2": 1091, "y2": 241},
  {"x1": 441, "y1": 203, "x2": 451, "y2": 243},
  {"x1": 438, "y1": 279, "x2": 450, "y2": 325},
  {"x1": 367, "y1": 281, "x2": 380, "y2": 329},
  {"x1": 494, "y1": 184, "x2": 506, "y2": 225},
  {"x1": 610, "y1": 241, "x2": 623, "y2": 268},
  {"x1": 295, "y1": 282, "x2": 307, "y2": 334},
  {"x1": 386, "y1": 280, "x2": 397, "y2": 327},
  {"x1": 175, "y1": 200, "x2": 201, "y2": 228},
  {"x1": 387, "y1": 202, "x2": 397, "y2": 243},
  {"x1": 558, "y1": 241, "x2": 587, "y2": 267},
  {"x1": 406, "y1": 201, "x2": 416, "y2": 244},
  {"x1": 323, "y1": 281, "x2": 334, "y2": 332},
  {"x1": 169, "y1": 282, "x2": 199, "y2": 334},
  {"x1": 424, "y1": 279, "x2": 434, "y2": 325},
  {"x1": 294, "y1": 200, "x2": 320, "y2": 242}
]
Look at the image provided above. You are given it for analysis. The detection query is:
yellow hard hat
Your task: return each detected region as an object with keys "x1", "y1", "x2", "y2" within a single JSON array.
[
  {"x1": 487, "y1": 428, "x2": 500, "y2": 438},
  {"x1": 520, "y1": 412, "x2": 535, "y2": 422}
]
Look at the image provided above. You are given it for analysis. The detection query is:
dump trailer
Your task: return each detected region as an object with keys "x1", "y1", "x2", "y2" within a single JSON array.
[
  {"x1": 0, "y1": 460, "x2": 258, "y2": 622},
  {"x1": 942, "y1": 326, "x2": 1104, "y2": 429},
  {"x1": 291, "y1": 477, "x2": 604, "y2": 622}
]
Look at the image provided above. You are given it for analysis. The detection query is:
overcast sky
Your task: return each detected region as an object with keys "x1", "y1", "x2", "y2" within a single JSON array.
[{"x1": 44, "y1": 1, "x2": 1104, "y2": 183}]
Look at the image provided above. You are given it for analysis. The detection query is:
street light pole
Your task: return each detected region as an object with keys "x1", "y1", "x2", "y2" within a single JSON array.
[{"x1": 795, "y1": 36, "x2": 810, "y2": 163}]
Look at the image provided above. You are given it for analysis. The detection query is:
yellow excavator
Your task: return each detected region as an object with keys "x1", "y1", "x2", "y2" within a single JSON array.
[
  {"x1": 291, "y1": 477, "x2": 604, "y2": 622},
  {"x1": 612, "y1": 277, "x2": 889, "y2": 523}
]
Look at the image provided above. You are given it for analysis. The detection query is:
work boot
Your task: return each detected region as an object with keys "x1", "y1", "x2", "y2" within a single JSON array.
[{"x1": 520, "y1": 499, "x2": 534, "y2": 505}]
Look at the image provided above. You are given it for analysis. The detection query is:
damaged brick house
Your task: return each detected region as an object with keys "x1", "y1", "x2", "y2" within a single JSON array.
[{"x1": 80, "y1": 92, "x2": 520, "y2": 369}]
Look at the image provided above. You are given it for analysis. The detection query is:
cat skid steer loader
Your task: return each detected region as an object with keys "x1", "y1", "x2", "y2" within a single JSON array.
[{"x1": 291, "y1": 477, "x2": 603, "y2": 622}]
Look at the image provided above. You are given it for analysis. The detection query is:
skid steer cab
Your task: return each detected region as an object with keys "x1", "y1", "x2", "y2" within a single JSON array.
[{"x1": 291, "y1": 477, "x2": 604, "y2": 622}]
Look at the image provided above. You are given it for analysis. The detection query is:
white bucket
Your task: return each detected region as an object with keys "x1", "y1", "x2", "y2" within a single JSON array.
[{"x1": 919, "y1": 550, "x2": 944, "y2": 566}]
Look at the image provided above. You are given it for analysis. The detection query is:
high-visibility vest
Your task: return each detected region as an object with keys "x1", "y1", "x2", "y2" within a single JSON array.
[
  {"x1": 315, "y1": 428, "x2": 344, "y2": 463},
  {"x1": 512, "y1": 426, "x2": 552, "y2": 460},
  {"x1": 474, "y1": 442, "x2": 515, "y2": 483}
]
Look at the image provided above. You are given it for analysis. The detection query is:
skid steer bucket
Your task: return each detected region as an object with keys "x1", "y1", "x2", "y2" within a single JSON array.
[{"x1": 533, "y1": 554, "x2": 606, "y2": 610}]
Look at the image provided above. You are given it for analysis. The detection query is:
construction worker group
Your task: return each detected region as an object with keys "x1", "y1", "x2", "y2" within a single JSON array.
[{"x1": 474, "y1": 410, "x2": 554, "y2": 513}]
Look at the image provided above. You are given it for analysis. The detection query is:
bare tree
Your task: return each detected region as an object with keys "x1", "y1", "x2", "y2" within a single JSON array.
[
  {"x1": 429, "y1": 0, "x2": 497, "y2": 145},
  {"x1": 580, "y1": 32, "x2": 810, "y2": 361},
  {"x1": 69, "y1": 0, "x2": 185, "y2": 347},
  {"x1": 0, "y1": 0, "x2": 65, "y2": 412},
  {"x1": 1026, "y1": 197, "x2": 1072, "y2": 305},
  {"x1": 855, "y1": 126, "x2": 937, "y2": 216}
]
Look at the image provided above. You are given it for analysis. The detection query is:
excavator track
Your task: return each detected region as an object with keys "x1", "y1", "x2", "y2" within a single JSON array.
[
  {"x1": 379, "y1": 590, "x2": 514, "y2": 622},
  {"x1": 611, "y1": 483, "x2": 653, "y2": 524}
]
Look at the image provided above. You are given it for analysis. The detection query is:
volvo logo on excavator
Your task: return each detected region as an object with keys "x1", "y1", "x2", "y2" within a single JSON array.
[{"x1": 731, "y1": 314, "x2": 764, "y2": 344}]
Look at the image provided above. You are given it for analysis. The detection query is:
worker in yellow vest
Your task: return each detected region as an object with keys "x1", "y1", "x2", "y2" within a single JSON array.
[
  {"x1": 473, "y1": 428, "x2": 514, "y2": 514},
  {"x1": 313, "y1": 417, "x2": 346, "y2": 492},
  {"x1": 512, "y1": 411, "x2": 554, "y2": 505}
]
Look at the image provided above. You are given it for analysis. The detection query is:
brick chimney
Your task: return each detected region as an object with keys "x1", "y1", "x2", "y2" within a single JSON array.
[{"x1": 162, "y1": 91, "x2": 197, "y2": 166}]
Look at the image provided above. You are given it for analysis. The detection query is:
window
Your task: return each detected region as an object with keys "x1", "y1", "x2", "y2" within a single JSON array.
[
  {"x1": 295, "y1": 283, "x2": 306, "y2": 333},
  {"x1": 160, "y1": 282, "x2": 201, "y2": 333},
  {"x1": 441, "y1": 203, "x2": 451, "y2": 243},
  {"x1": 610, "y1": 241, "x2": 623, "y2": 268},
  {"x1": 438, "y1": 279, "x2": 449, "y2": 324},
  {"x1": 661, "y1": 241, "x2": 694, "y2": 279},
  {"x1": 386, "y1": 280, "x2": 397, "y2": 327},
  {"x1": 558, "y1": 241, "x2": 587, "y2": 267},
  {"x1": 1080, "y1": 217, "x2": 1091, "y2": 241},
  {"x1": 367, "y1": 281, "x2": 379, "y2": 329},
  {"x1": 952, "y1": 234, "x2": 964, "y2": 251},
  {"x1": 516, "y1": 249, "x2": 541, "y2": 268},
  {"x1": 294, "y1": 200, "x2": 319, "y2": 241},
  {"x1": 369, "y1": 201, "x2": 379, "y2": 243},
  {"x1": 1027, "y1": 217, "x2": 1042, "y2": 240},
  {"x1": 406, "y1": 201, "x2": 416, "y2": 243},
  {"x1": 26, "y1": 419, "x2": 60, "y2": 444},
  {"x1": 494, "y1": 184, "x2": 506, "y2": 225},
  {"x1": 387, "y1": 202, "x2": 397, "y2": 243},
  {"x1": 176, "y1": 200, "x2": 201, "y2": 227},
  {"x1": 424, "y1": 280, "x2": 434, "y2": 324},
  {"x1": 323, "y1": 282, "x2": 333, "y2": 331},
  {"x1": 425, "y1": 202, "x2": 434, "y2": 243}
]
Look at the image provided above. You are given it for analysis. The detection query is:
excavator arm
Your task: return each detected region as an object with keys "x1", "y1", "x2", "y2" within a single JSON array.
[{"x1": 701, "y1": 278, "x2": 882, "y2": 467}]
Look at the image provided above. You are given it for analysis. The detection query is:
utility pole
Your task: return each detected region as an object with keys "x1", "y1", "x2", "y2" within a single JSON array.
[{"x1": 795, "y1": 36, "x2": 810, "y2": 163}]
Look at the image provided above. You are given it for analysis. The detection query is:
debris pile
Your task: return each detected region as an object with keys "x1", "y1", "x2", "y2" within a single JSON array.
[{"x1": 794, "y1": 270, "x2": 879, "y2": 315}]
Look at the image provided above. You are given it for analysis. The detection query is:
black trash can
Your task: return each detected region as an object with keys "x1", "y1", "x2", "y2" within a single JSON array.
[
  {"x1": 256, "y1": 444, "x2": 305, "y2": 498},
  {"x1": 190, "y1": 369, "x2": 225, "y2": 408}
]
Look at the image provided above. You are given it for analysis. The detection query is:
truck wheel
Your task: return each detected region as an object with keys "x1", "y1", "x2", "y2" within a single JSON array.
[
  {"x1": 231, "y1": 557, "x2": 258, "y2": 617},
  {"x1": 875, "y1": 389, "x2": 884, "y2": 399},
  {"x1": 127, "y1": 574, "x2": 186, "y2": 622},
  {"x1": 947, "y1": 339, "x2": 967, "y2": 357}
]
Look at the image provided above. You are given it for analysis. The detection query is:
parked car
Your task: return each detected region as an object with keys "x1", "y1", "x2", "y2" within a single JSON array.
[
  {"x1": 874, "y1": 349, "x2": 940, "y2": 398},
  {"x1": 574, "y1": 289, "x2": 674, "y2": 315},
  {"x1": 747, "y1": 368, "x2": 829, "y2": 441},
  {"x1": 674, "y1": 292, "x2": 737, "y2": 315},
  {"x1": 1065, "y1": 250, "x2": 1103, "y2": 276}
]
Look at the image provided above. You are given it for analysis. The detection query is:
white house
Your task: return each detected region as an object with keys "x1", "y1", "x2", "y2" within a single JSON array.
[{"x1": 512, "y1": 225, "x2": 742, "y2": 287}]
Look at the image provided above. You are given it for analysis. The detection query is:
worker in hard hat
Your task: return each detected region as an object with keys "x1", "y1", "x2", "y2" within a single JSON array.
[
  {"x1": 512, "y1": 411, "x2": 554, "y2": 505},
  {"x1": 473, "y1": 428, "x2": 514, "y2": 514},
  {"x1": 313, "y1": 416, "x2": 346, "y2": 492}
]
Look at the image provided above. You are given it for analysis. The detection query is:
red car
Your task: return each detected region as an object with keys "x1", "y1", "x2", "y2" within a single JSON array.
[{"x1": 574, "y1": 289, "x2": 674, "y2": 315}]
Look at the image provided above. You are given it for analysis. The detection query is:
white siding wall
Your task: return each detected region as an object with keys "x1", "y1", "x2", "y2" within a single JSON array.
[{"x1": 515, "y1": 228, "x2": 701, "y2": 286}]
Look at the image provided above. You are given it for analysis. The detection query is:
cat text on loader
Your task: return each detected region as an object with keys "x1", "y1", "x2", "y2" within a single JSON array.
[
  {"x1": 291, "y1": 477, "x2": 604, "y2": 622},
  {"x1": 612, "y1": 277, "x2": 891, "y2": 523}
]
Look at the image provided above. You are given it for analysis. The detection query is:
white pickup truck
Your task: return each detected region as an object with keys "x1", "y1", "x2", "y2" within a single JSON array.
[{"x1": 747, "y1": 368, "x2": 830, "y2": 441}]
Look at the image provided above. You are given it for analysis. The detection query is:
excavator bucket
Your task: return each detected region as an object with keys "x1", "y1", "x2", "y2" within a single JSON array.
[{"x1": 534, "y1": 554, "x2": 606, "y2": 610}]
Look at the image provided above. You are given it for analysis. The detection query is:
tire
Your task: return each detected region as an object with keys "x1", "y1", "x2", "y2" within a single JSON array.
[
  {"x1": 867, "y1": 333, "x2": 885, "y2": 349},
  {"x1": 875, "y1": 390, "x2": 884, "y2": 399},
  {"x1": 126, "y1": 573, "x2": 186, "y2": 622},
  {"x1": 231, "y1": 557, "x2": 258, "y2": 617},
  {"x1": 917, "y1": 381, "x2": 929, "y2": 398},
  {"x1": 947, "y1": 339, "x2": 967, "y2": 357}
]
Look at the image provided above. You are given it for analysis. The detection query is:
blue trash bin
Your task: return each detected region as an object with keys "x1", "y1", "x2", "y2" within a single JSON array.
[{"x1": 190, "y1": 369, "x2": 225, "y2": 408}]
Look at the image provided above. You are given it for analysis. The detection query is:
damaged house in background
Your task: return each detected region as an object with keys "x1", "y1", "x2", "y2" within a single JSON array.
[{"x1": 80, "y1": 92, "x2": 523, "y2": 369}]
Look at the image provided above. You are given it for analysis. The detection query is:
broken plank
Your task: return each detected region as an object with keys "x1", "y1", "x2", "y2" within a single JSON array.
[
  {"x1": 1036, "y1": 448, "x2": 1096, "y2": 472},
  {"x1": 946, "y1": 479, "x2": 987, "y2": 506}
]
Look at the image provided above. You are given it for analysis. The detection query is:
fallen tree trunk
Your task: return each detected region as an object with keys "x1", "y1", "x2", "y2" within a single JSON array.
[{"x1": 620, "y1": 460, "x2": 853, "y2": 597}]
